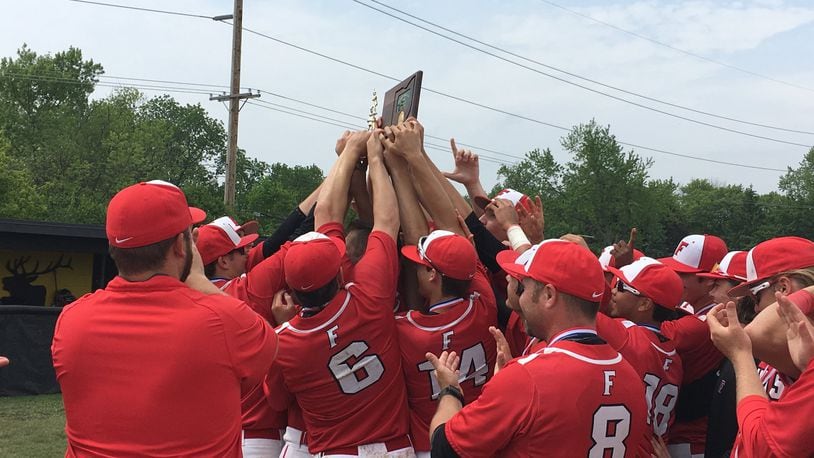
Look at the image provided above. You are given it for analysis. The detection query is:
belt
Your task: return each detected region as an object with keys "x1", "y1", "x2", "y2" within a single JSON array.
[
  {"x1": 319, "y1": 435, "x2": 412, "y2": 456},
  {"x1": 244, "y1": 428, "x2": 282, "y2": 440}
]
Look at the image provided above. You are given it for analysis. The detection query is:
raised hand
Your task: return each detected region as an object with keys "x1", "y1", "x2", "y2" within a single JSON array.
[
  {"x1": 271, "y1": 289, "x2": 298, "y2": 325},
  {"x1": 489, "y1": 326, "x2": 513, "y2": 375},
  {"x1": 517, "y1": 196, "x2": 545, "y2": 244},
  {"x1": 442, "y1": 138, "x2": 480, "y2": 186},
  {"x1": 776, "y1": 291, "x2": 814, "y2": 372},
  {"x1": 382, "y1": 121, "x2": 422, "y2": 159},
  {"x1": 612, "y1": 227, "x2": 638, "y2": 268},
  {"x1": 486, "y1": 198, "x2": 519, "y2": 231},
  {"x1": 0, "y1": 356, "x2": 9, "y2": 368},
  {"x1": 560, "y1": 233, "x2": 590, "y2": 250},
  {"x1": 341, "y1": 131, "x2": 372, "y2": 161},
  {"x1": 455, "y1": 209, "x2": 475, "y2": 246},
  {"x1": 425, "y1": 350, "x2": 462, "y2": 390},
  {"x1": 708, "y1": 301, "x2": 753, "y2": 359},
  {"x1": 335, "y1": 130, "x2": 352, "y2": 156},
  {"x1": 366, "y1": 128, "x2": 385, "y2": 161}
]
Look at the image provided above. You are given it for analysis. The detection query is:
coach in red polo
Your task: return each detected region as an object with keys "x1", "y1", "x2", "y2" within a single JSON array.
[{"x1": 51, "y1": 180, "x2": 278, "y2": 457}]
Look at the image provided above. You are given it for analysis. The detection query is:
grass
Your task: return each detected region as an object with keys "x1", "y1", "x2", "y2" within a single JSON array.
[{"x1": 0, "y1": 394, "x2": 66, "y2": 457}]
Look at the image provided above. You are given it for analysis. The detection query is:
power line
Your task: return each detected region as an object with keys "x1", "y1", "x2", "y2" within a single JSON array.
[
  {"x1": 350, "y1": 0, "x2": 813, "y2": 147},
  {"x1": 363, "y1": 0, "x2": 814, "y2": 136},
  {"x1": 0, "y1": 71, "x2": 789, "y2": 172},
  {"x1": 67, "y1": 0, "x2": 812, "y2": 150},
  {"x1": 536, "y1": 0, "x2": 814, "y2": 94},
  {"x1": 68, "y1": 0, "x2": 213, "y2": 19}
]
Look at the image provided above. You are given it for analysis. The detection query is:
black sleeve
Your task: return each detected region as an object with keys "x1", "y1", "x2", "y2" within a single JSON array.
[
  {"x1": 464, "y1": 211, "x2": 508, "y2": 274},
  {"x1": 288, "y1": 203, "x2": 316, "y2": 242},
  {"x1": 430, "y1": 424, "x2": 460, "y2": 458},
  {"x1": 262, "y1": 207, "x2": 307, "y2": 258}
]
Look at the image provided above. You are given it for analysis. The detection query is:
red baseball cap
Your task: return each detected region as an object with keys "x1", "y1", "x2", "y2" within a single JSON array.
[
  {"x1": 210, "y1": 216, "x2": 259, "y2": 235},
  {"x1": 474, "y1": 188, "x2": 531, "y2": 212},
  {"x1": 607, "y1": 257, "x2": 683, "y2": 310},
  {"x1": 196, "y1": 223, "x2": 259, "y2": 266},
  {"x1": 598, "y1": 245, "x2": 645, "y2": 271},
  {"x1": 658, "y1": 234, "x2": 728, "y2": 274},
  {"x1": 106, "y1": 180, "x2": 206, "y2": 248},
  {"x1": 496, "y1": 239, "x2": 605, "y2": 303},
  {"x1": 284, "y1": 232, "x2": 346, "y2": 292},
  {"x1": 402, "y1": 230, "x2": 477, "y2": 280},
  {"x1": 697, "y1": 251, "x2": 747, "y2": 282},
  {"x1": 729, "y1": 237, "x2": 814, "y2": 297}
]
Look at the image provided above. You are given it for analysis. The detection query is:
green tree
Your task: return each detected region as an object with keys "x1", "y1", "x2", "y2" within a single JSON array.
[{"x1": 240, "y1": 163, "x2": 324, "y2": 232}]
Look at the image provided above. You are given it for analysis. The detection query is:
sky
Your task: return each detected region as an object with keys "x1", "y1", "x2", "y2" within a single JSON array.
[{"x1": 2, "y1": 0, "x2": 813, "y2": 194}]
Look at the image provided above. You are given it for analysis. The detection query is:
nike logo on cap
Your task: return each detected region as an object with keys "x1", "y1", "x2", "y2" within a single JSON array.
[
  {"x1": 115, "y1": 236, "x2": 134, "y2": 243},
  {"x1": 591, "y1": 292, "x2": 602, "y2": 298}
]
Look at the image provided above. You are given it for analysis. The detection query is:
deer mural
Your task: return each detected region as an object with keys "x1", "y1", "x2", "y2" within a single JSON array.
[{"x1": 1, "y1": 255, "x2": 73, "y2": 306}]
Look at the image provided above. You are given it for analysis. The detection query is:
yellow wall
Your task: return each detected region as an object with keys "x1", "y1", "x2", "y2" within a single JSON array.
[{"x1": 0, "y1": 250, "x2": 93, "y2": 306}]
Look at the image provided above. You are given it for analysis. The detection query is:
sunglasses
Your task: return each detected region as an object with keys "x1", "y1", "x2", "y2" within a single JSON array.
[
  {"x1": 515, "y1": 279, "x2": 525, "y2": 297},
  {"x1": 748, "y1": 280, "x2": 774, "y2": 299},
  {"x1": 615, "y1": 279, "x2": 641, "y2": 296}
]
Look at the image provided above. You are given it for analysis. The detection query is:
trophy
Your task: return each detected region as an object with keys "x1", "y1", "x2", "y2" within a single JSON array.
[
  {"x1": 381, "y1": 71, "x2": 423, "y2": 126},
  {"x1": 367, "y1": 90, "x2": 378, "y2": 131}
]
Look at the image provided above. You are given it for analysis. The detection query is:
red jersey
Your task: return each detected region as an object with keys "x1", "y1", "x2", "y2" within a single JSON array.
[
  {"x1": 395, "y1": 264, "x2": 497, "y2": 452},
  {"x1": 757, "y1": 361, "x2": 795, "y2": 401},
  {"x1": 596, "y1": 315, "x2": 684, "y2": 440},
  {"x1": 212, "y1": 244, "x2": 288, "y2": 326},
  {"x1": 661, "y1": 307, "x2": 722, "y2": 452},
  {"x1": 445, "y1": 329, "x2": 650, "y2": 457},
  {"x1": 264, "y1": 231, "x2": 410, "y2": 454},
  {"x1": 731, "y1": 359, "x2": 814, "y2": 458},
  {"x1": 51, "y1": 275, "x2": 277, "y2": 458}
]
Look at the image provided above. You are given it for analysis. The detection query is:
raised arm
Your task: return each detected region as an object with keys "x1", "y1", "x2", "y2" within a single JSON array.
[
  {"x1": 384, "y1": 121, "x2": 459, "y2": 234},
  {"x1": 367, "y1": 130, "x2": 399, "y2": 239},
  {"x1": 315, "y1": 131, "x2": 370, "y2": 228},
  {"x1": 442, "y1": 138, "x2": 488, "y2": 217}
]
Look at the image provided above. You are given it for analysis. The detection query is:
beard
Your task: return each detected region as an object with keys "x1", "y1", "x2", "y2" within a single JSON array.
[{"x1": 179, "y1": 235, "x2": 193, "y2": 282}]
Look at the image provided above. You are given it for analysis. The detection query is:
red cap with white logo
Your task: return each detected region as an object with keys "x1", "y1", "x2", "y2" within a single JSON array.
[
  {"x1": 284, "y1": 232, "x2": 346, "y2": 292},
  {"x1": 729, "y1": 237, "x2": 814, "y2": 297},
  {"x1": 474, "y1": 188, "x2": 531, "y2": 212},
  {"x1": 658, "y1": 234, "x2": 728, "y2": 274},
  {"x1": 196, "y1": 223, "x2": 259, "y2": 266},
  {"x1": 697, "y1": 251, "x2": 747, "y2": 282},
  {"x1": 106, "y1": 180, "x2": 206, "y2": 248},
  {"x1": 496, "y1": 239, "x2": 605, "y2": 303},
  {"x1": 401, "y1": 230, "x2": 478, "y2": 280},
  {"x1": 607, "y1": 257, "x2": 683, "y2": 310}
]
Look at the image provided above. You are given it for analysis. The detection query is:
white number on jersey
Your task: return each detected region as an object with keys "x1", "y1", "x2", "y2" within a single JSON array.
[
  {"x1": 589, "y1": 405, "x2": 631, "y2": 458},
  {"x1": 418, "y1": 342, "x2": 488, "y2": 399},
  {"x1": 328, "y1": 341, "x2": 385, "y2": 394},
  {"x1": 643, "y1": 373, "x2": 679, "y2": 436}
]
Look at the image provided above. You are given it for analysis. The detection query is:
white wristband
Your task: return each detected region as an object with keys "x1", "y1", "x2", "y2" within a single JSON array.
[{"x1": 506, "y1": 225, "x2": 531, "y2": 251}]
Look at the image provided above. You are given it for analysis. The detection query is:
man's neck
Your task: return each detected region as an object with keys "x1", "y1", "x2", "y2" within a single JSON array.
[
  {"x1": 542, "y1": 316, "x2": 596, "y2": 342},
  {"x1": 119, "y1": 270, "x2": 176, "y2": 282}
]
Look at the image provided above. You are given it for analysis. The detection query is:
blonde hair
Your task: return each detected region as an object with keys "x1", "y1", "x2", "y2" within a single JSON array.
[{"x1": 779, "y1": 267, "x2": 814, "y2": 291}]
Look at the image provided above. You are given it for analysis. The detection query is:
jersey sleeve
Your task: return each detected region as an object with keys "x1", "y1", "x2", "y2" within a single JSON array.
[
  {"x1": 594, "y1": 313, "x2": 631, "y2": 351},
  {"x1": 736, "y1": 360, "x2": 814, "y2": 457},
  {"x1": 263, "y1": 356, "x2": 294, "y2": 414},
  {"x1": 214, "y1": 297, "x2": 278, "y2": 392},
  {"x1": 348, "y1": 230, "x2": 399, "y2": 307},
  {"x1": 445, "y1": 362, "x2": 535, "y2": 457},
  {"x1": 660, "y1": 314, "x2": 723, "y2": 382},
  {"x1": 468, "y1": 263, "x2": 497, "y2": 312},
  {"x1": 224, "y1": 245, "x2": 289, "y2": 325}
]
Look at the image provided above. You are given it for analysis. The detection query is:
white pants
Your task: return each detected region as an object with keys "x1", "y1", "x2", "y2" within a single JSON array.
[
  {"x1": 667, "y1": 443, "x2": 704, "y2": 458},
  {"x1": 415, "y1": 452, "x2": 430, "y2": 458},
  {"x1": 281, "y1": 427, "x2": 314, "y2": 458},
  {"x1": 243, "y1": 436, "x2": 284, "y2": 458},
  {"x1": 317, "y1": 446, "x2": 415, "y2": 458}
]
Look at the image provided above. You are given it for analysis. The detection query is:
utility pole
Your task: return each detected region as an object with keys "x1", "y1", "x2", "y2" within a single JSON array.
[{"x1": 211, "y1": 0, "x2": 259, "y2": 210}]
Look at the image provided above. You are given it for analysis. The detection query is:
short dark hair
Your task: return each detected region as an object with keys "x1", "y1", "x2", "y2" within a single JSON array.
[
  {"x1": 440, "y1": 275, "x2": 471, "y2": 298},
  {"x1": 204, "y1": 262, "x2": 217, "y2": 279},
  {"x1": 345, "y1": 223, "x2": 372, "y2": 265},
  {"x1": 529, "y1": 280, "x2": 599, "y2": 318},
  {"x1": 109, "y1": 230, "x2": 189, "y2": 275},
  {"x1": 652, "y1": 304, "x2": 678, "y2": 323},
  {"x1": 291, "y1": 277, "x2": 340, "y2": 310}
]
